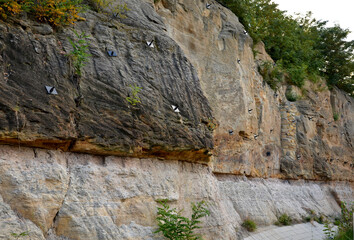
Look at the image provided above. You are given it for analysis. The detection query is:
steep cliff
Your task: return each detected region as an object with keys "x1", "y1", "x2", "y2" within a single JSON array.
[
  {"x1": 0, "y1": 0, "x2": 353, "y2": 239},
  {"x1": 155, "y1": 0, "x2": 353, "y2": 181}
]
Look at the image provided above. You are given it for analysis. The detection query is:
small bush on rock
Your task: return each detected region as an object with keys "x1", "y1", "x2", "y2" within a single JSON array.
[
  {"x1": 126, "y1": 84, "x2": 142, "y2": 106},
  {"x1": 89, "y1": 0, "x2": 129, "y2": 18},
  {"x1": 275, "y1": 213, "x2": 292, "y2": 226},
  {"x1": 242, "y1": 219, "x2": 257, "y2": 232},
  {"x1": 285, "y1": 91, "x2": 298, "y2": 102},
  {"x1": 259, "y1": 61, "x2": 284, "y2": 90},
  {"x1": 0, "y1": 0, "x2": 85, "y2": 26},
  {"x1": 324, "y1": 202, "x2": 354, "y2": 240},
  {"x1": 11, "y1": 231, "x2": 29, "y2": 239},
  {"x1": 68, "y1": 30, "x2": 91, "y2": 76},
  {"x1": 155, "y1": 200, "x2": 210, "y2": 240}
]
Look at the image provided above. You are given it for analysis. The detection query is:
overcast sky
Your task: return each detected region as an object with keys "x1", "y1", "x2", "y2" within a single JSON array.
[{"x1": 272, "y1": 0, "x2": 354, "y2": 41}]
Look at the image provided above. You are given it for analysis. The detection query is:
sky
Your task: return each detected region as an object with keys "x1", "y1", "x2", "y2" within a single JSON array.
[{"x1": 272, "y1": 0, "x2": 354, "y2": 41}]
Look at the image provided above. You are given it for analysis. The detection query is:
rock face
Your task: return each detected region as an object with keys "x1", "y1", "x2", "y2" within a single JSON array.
[
  {"x1": 0, "y1": 0, "x2": 353, "y2": 239},
  {"x1": 155, "y1": 0, "x2": 353, "y2": 180},
  {"x1": 0, "y1": 4, "x2": 213, "y2": 162},
  {"x1": 0, "y1": 145, "x2": 353, "y2": 240}
]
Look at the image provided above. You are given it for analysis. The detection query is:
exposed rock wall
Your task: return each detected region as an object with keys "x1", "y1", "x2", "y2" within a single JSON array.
[
  {"x1": 0, "y1": 145, "x2": 352, "y2": 240},
  {"x1": 0, "y1": 0, "x2": 353, "y2": 239},
  {"x1": 0, "y1": 0, "x2": 352, "y2": 179},
  {"x1": 156, "y1": 0, "x2": 282, "y2": 178},
  {"x1": 155, "y1": 0, "x2": 353, "y2": 180},
  {"x1": 0, "y1": 3, "x2": 213, "y2": 162}
]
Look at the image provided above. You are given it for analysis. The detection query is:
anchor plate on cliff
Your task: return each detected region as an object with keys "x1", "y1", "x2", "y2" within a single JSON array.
[{"x1": 45, "y1": 86, "x2": 58, "y2": 95}]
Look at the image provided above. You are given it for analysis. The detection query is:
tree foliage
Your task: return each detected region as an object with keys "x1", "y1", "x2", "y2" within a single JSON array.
[
  {"x1": 219, "y1": 0, "x2": 354, "y2": 95},
  {"x1": 0, "y1": 0, "x2": 85, "y2": 26}
]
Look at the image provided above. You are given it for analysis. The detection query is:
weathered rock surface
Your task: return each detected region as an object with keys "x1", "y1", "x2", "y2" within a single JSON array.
[
  {"x1": 0, "y1": 0, "x2": 353, "y2": 239},
  {"x1": 155, "y1": 0, "x2": 353, "y2": 180},
  {"x1": 0, "y1": 145, "x2": 352, "y2": 239},
  {"x1": 0, "y1": 4, "x2": 213, "y2": 162},
  {"x1": 156, "y1": 0, "x2": 282, "y2": 178},
  {"x1": 0, "y1": 0, "x2": 352, "y2": 179}
]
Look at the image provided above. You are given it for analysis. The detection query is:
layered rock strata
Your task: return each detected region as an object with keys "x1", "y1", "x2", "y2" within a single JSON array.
[
  {"x1": 0, "y1": 0, "x2": 353, "y2": 239},
  {"x1": 155, "y1": 0, "x2": 353, "y2": 180},
  {"x1": 0, "y1": 145, "x2": 352, "y2": 240}
]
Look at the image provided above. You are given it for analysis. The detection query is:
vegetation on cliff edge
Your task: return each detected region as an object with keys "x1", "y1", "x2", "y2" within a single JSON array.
[{"x1": 219, "y1": 0, "x2": 354, "y2": 96}]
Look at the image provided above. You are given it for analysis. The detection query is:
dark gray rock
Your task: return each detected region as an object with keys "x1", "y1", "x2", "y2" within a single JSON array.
[{"x1": 0, "y1": 10, "x2": 213, "y2": 161}]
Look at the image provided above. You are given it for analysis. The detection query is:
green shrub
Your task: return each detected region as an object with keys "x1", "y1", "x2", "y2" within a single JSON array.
[
  {"x1": 333, "y1": 112, "x2": 339, "y2": 121},
  {"x1": 285, "y1": 91, "x2": 298, "y2": 102},
  {"x1": 126, "y1": 84, "x2": 142, "y2": 106},
  {"x1": 334, "y1": 218, "x2": 341, "y2": 226},
  {"x1": 11, "y1": 232, "x2": 29, "y2": 239},
  {"x1": 333, "y1": 228, "x2": 353, "y2": 240},
  {"x1": 304, "y1": 210, "x2": 325, "y2": 224},
  {"x1": 259, "y1": 61, "x2": 284, "y2": 90},
  {"x1": 89, "y1": 0, "x2": 129, "y2": 18},
  {"x1": 304, "y1": 216, "x2": 311, "y2": 222},
  {"x1": 219, "y1": 0, "x2": 354, "y2": 95},
  {"x1": 276, "y1": 213, "x2": 292, "y2": 226},
  {"x1": 68, "y1": 31, "x2": 91, "y2": 76},
  {"x1": 286, "y1": 64, "x2": 307, "y2": 88},
  {"x1": 0, "y1": 0, "x2": 85, "y2": 26},
  {"x1": 154, "y1": 200, "x2": 210, "y2": 240},
  {"x1": 324, "y1": 202, "x2": 353, "y2": 240},
  {"x1": 242, "y1": 219, "x2": 257, "y2": 232}
]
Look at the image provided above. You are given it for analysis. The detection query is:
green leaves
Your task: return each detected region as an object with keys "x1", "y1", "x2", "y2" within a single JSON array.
[
  {"x1": 220, "y1": 0, "x2": 353, "y2": 95},
  {"x1": 316, "y1": 25, "x2": 354, "y2": 94},
  {"x1": 11, "y1": 231, "x2": 29, "y2": 239},
  {"x1": 323, "y1": 202, "x2": 354, "y2": 240},
  {"x1": 126, "y1": 84, "x2": 142, "y2": 106},
  {"x1": 68, "y1": 30, "x2": 91, "y2": 76},
  {"x1": 154, "y1": 200, "x2": 210, "y2": 240}
]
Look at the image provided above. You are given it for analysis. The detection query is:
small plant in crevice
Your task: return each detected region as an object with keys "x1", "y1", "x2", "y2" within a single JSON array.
[
  {"x1": 285, "y1": 90, "x2": 298, "y2": 102},
  {"x1": 206, "y1": 118, "x2": 216, "y2": 131},
  {"x1": 333, "y1": 112, "x2": 340, "y2": 121},
  {"x1": 68, "y1": 30, "x2": 91, "y2": 77},
  {"x1": 154, "y1": 200, "x2": 210, "y2": 240},
  {"x1": 242, "y1": 219, "x2": 257, "y2": 232},
  {"x1": 259, "y1": 61, "x2": 284, "y2": 90},
  {"x1": 126, "y1": 84, "x2": 142, "y2": 106},
  {"x1": 324, "y1": 202, "x2": 354, "y2": 240},
  {"x1": 323, "y1": 221, "x2": 336, "y2": 240},
  {"x1": 275, "y1": 213, "x2": 292, "y2": 226},
  {"x1": 11, "y1": 231, "x2": 29, "y2": 239},
  {"x1": 89, "y1": 0, "x2": 129, "y2": 19}
]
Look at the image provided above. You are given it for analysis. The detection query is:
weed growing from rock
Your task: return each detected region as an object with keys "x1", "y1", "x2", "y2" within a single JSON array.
[
  {"x1": 324, "y1": 202, "x2": 353, "y2": 240},
  {"x1": 89, "y1": 0, "x2": 129, "y2": 19},
  {"x1": 68, "y1": 30, "x2": 91, "y2": 77},
  {"x1": 275, "y1": 213, "x2": 292, "y2": 226},
  {"x1": 259, "y1": 61, "x2": 284, "y2": 90},
  {"x1": 11, "y1": 231, "x2": 29, "y2": 239},
  {"x1": 155, "y1": 200, "x2": 210, "y2": 240},
  {"x1": 285, "y1": 91, "x2": 298, "y2": 102},
  {"x1": 126, "y1": 84, "x2": 142, "y2": 106},
  {"x1": 242, "y1": 219, "x2": 257, "y2": 232}
]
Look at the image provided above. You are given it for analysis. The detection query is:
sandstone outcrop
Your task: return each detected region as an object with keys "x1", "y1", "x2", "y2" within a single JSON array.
[
  {"x1": 155, "y1": 0, "x2": 353, "y2": 181},
  {"x1": 0, "y1": 0, "x2": 353, "y2": 239},
  {"x1": 0, "y1": 3, "x2": 213, "y2": 162},
  {"x1": 0, "y1": 145, "x2": 352, "y2": 240}
]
